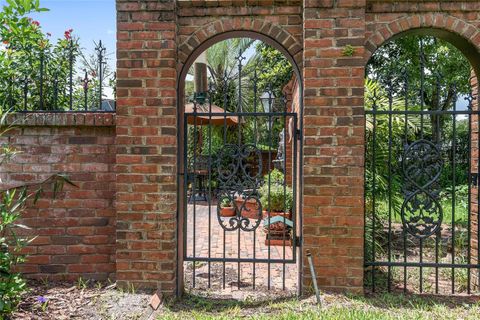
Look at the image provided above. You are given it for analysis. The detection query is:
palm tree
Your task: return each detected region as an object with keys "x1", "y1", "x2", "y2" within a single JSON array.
[{"x1": 188, "y1": 38, "x2": 257, "y2": 112}]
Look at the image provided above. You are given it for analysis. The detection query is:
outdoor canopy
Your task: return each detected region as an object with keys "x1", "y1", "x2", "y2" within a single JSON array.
[{"x1": 185, "y1": 103, "x2": 239, "y2": 126}]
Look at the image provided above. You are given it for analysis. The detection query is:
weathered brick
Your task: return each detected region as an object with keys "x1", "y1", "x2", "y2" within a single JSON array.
[
  {"x1": 39, "y1": 264, "x2": 66, "y2": 274},
  {"x1": 3, "y1": 114, "x2": 115, "y2": 282}
]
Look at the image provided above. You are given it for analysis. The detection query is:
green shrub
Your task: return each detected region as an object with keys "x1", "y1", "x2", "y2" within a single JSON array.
[
  {"x1": 0, "y1": 0, "x2": 114, "y2": 112},
  {"x1": 0, "y1": 106, "x2": 25, "y2": 314},
  {"x1": 219, "y1": 197, "x2": 232, "y2": 208},
  {"x1": 0, "y1": 188, "x2": 31, "y2": 314},
  {"x1": 260, "y1": 184, "x2": 293, "y2": 213},
  {"x1": 264, "y1": 169, "x2": 284, "y2": 186}
]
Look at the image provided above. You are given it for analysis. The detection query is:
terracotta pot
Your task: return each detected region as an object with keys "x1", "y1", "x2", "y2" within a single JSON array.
[
  {"x1": 234, "y1": 198, "x2": 261, "y2": 219},
  {"x1": 262, "y1": 210, "x2": 291, "y2": 220},
  {"x1": 219, "y1": 207, "x2": 236, "y2": 217},
  {"x1": 265, "y1": 239, "x2": 292, "y2": 246}
]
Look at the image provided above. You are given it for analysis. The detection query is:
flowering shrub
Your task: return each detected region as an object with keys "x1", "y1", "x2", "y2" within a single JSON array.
[
  {"x1": 0, "y1": 0, "x2": 114, "y2": 112},
  {"x1": 0, "y1": 1, "x2": 82, "y2": 110}
]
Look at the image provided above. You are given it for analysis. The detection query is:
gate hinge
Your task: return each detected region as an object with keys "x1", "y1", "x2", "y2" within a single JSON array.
[
  {"x1": 295, "y1": 129, "x2": 301, "y2": 140},
  {"x1": 471, "y1": 173, "x2": 478, "y2": 188},
  {"x1": 295, "y1": 236, "x2": 302, "y2": 246}
]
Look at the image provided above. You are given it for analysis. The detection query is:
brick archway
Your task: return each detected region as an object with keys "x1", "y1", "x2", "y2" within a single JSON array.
[
  {"x1": 365, "y1": 13, "x2": 480, "y2": 74},
  {"x1": 112, "y1": 0, "x2": 480, "y2": 296},
  {"x1": 176, "y1": 25, "x2": 304, "y2": 295},
  {"x1": 177, "y1": 18, "x2": 303, "y2": 72},
  {"x1": 363, "y1": 12, "x2": 480, "y2": 294}
]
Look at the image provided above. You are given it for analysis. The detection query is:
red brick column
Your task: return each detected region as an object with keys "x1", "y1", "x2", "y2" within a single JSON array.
[
  {"x1": 302, "y1": 0, "x2": 365, "y2": 293},
  {"x1": 116, "y1": 0, "x2": 178, "y2": 293},
  {"x1": 471, "y1": 73, "x2": 479, "y2": 290}
]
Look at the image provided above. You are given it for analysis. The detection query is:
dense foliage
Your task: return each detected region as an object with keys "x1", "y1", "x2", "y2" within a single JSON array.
[
  {"x1": 365, "y1": 35, "x2": 472, "y2": 265},
  {"x1": 367, "y1": 35, "x2": 471, "y2": 143},
  {"x1": 260, "y1": 185, "x2": 293, "y2": 213},
  {"x1": 263, "y1": 168, "x2": 285, "y2": 186},
  {"x1": 252, "y1": 42, "x2": 293, "y2": 101},
  {"x1": 0, "y1": 0, "x2": 113, "y2": 111},
  {"x1": 365, "y1": 35, "x2": 471, "y2": 212},
  {"x1": 186, "y1": 38, "x2": 293, "y2": 179}
]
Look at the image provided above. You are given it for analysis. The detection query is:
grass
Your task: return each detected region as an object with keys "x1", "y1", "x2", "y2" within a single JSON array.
[
  {"x1": 157, "y1": 292, "x2": 480, "y2": 320},
  {"x1": 377, "y1": 198, "x2": 469, "y2": 227},
  {"x1": 441, "y1": 198, "x2": 469, "y2": 228}
]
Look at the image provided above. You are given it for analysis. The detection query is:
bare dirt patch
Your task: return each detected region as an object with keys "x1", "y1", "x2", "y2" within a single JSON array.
[{"x1": 12, "y1": 281, "x2": 153, "y2": 320}]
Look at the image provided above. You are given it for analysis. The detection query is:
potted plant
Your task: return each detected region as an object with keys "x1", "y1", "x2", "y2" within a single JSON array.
[
  {"x1": 263, "y1": 216, "x2": 293, "y2": 246},
  {"x1": 219, "y1": 197, "x2": 236, "y2": 217},
  {"x1": 264, "y1": 168, "x2": 285, "y2": 186},
  {"x1": 234, "y1": 195, "x2": 262, "y2": 219},
  {"x1": 260, "y1": 184, "x2": 294, "y2": 246},
  {"x1": 260, "y1": 184, "x2": 293, "y2": 219}
]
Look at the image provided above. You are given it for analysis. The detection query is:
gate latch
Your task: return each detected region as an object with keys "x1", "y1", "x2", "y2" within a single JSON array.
[{"x1": 294, "y1": 236, "x2": 301, "y2": 246}]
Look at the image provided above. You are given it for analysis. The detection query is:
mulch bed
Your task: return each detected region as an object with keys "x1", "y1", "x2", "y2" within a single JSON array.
[{"x1": 12, "y1": 281, "x2": 153, "y2": 320}]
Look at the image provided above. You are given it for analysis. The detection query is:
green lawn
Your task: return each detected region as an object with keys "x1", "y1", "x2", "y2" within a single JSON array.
[
  {"x1": 441, "y1": 198, "x2": 469, "y2": 228},
  {"x1": 374, "y1": 197, "x2": 469, "y2": 228},
  {"x1": 157, "y1": 292, "x2": 480, "y2": 320}
]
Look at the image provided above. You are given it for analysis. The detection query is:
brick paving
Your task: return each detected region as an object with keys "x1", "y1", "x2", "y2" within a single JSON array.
[{"x1": 184, "y1": 203, "x2": 298, "y2": 293}]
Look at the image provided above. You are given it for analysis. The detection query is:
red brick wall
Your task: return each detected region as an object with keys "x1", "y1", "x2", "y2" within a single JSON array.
[
  {"x1": 365, "y1": 2, "x2": 480, "y2": 63},
  {"x1": 6, "y1": 0, "x2": 480, "y2": 295},
  {"x1": 176, "y1": 0, "x2": 303, "y2": 69},
  {"x1": 116, "y1": 0, "x2": 178, "y2": 292},
  {"x1": 1, "y1": 113, "x2": 116, "y2": 281},
  {"x1": 115, "y1": 0, "x2": 480, "y2": 295},
  {"x1": 303, "y1": 0, "x2": 366, "y2": 293}
]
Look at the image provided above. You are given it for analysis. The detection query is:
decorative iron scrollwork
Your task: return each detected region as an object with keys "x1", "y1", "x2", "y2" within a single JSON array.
[
  {"x1": 401, "y1": 139, "x2": 443, "y2": 239},
  {"x1": 216, "y1": 144, "x2": 263, "y2": 232}
]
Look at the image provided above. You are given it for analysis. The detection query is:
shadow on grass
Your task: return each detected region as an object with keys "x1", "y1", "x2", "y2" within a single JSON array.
[
  {"x1": 359, "y1": 291, "x2": 480, "y2": 310},
  {"x1": 165, "y1": 282, "x2": 480, "y2": 317},
  {"x1": 353, "y1": 262, "x2": 480, "y2": 309},
  {"x1": 165, "y1": 292, "x2": 300, "y2": 314}
]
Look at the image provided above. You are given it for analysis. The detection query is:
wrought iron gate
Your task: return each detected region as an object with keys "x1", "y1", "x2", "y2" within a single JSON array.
[
  {"x1": 365, "y1": 39, "x2": 480, "y2": 294},
  {"x1": 182, "y1": 52, "x2": 300, "y2": 291}
]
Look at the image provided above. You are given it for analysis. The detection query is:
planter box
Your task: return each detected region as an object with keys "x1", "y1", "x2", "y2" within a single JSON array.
[
  {"x1": 264, "y1": 239, "x2": 292, "y2": 246},
  {"x1": 263, "y1": 218, "x2": 292, "y2": 246},
  {"x1": 264, "y1": 233, "x2": 292, "y2": 247}
]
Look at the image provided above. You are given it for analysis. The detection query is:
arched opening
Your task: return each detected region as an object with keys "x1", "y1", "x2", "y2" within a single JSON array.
[
  {"x1": 364, "y1": 30, "x2": 480, "y2": 294},
  {"x1": 177, "y1": 32, "x2": 303, "y2": 297}
]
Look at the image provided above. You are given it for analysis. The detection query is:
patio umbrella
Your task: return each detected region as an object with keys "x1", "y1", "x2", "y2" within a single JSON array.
[
  {"x1": 185, "y1": 103, "x2": 239, "y2": 126},
  {"x1": 186, "y1": 56, "x2": 239, "y2": 127}
]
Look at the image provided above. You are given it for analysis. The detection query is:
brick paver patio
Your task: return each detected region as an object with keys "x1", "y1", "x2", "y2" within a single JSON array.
[{"x1": 184, "y1": 203, "x2": 298, "y2": 293}]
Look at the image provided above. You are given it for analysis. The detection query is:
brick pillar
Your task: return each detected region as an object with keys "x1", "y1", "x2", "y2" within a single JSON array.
[
  {"x1": 302, "y1": 0, "x2": 365, "y2": 293},
  {"x1": 116, "y1": 0, "x2": 178, "y2": 293},
  {"x1": 471, "y1": 73, "x2": 479, "y2": 290}
]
